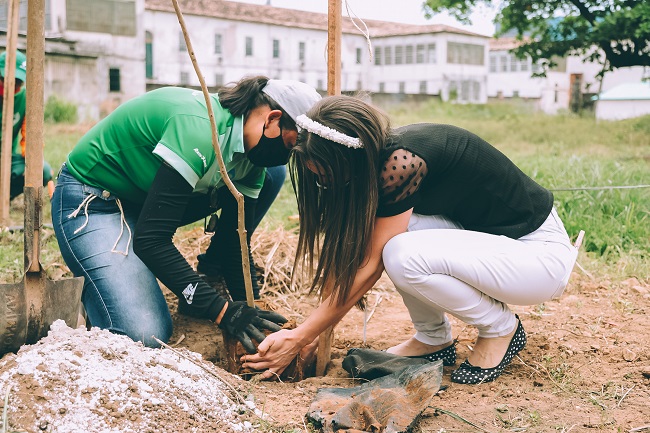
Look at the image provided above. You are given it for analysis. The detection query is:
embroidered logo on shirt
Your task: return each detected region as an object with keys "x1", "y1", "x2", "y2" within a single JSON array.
[
  {"x1": 182, "y1": 282, "x2": 198, "y2": 304},
  {"x1": 193, "y1": 148, "x2": 208, "y2": 168}
]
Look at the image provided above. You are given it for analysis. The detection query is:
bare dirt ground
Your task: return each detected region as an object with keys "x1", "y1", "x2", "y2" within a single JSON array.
[
  {"x1": 172, "y1": 271, "x2": 650, "y2": 433},
  {"x1": 1, "y1": 226, "x2": 649, "y2": 432}
]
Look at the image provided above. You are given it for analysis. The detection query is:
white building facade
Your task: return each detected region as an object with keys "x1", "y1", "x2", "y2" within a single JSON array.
[
  {"x1": 143, "y1": 0, "x2": 489, "y2": 104},
  {"x1": 2, "y1": 0, "x2": 646, "y2": 120},
  {"x1": 487, "y1": 38, "x2": 649, "y2": 114},
  {"x1": 1, "y1": 0, "x2": 145, "y2": 121}
]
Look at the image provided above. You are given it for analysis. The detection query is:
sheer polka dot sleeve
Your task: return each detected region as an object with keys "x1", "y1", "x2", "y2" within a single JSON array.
[{"x1": 377, "y1": 148, "x2": 428, "y2": 216}]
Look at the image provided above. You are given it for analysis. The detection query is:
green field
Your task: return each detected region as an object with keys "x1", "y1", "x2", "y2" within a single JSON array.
[{"x1": 1, "y1": 101, "x2": 648, "y2": 282}]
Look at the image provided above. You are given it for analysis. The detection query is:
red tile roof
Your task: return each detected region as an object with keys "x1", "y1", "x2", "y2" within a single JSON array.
[{"x1": 145, "y1": 0, "x2": 488, "y2": 38}]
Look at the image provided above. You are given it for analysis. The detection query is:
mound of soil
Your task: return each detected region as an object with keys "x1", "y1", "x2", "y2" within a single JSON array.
[{"x1": 0, "y1": 321, "x2": 260, "y2": 433}]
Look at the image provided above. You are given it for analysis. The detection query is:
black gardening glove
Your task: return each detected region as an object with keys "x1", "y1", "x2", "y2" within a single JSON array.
[{"x1": 218, "y1": 301, "x2": 288, "y2": 354}]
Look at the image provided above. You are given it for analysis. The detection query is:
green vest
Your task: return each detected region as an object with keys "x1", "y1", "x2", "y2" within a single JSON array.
[{"x1": 0, "y1": 86, "x2": 26, "y2": 158}]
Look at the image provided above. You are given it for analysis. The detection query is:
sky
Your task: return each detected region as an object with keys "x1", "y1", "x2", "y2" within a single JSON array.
[{"x1": 230, "y1": 0, "x2": 498, "y2": 36}]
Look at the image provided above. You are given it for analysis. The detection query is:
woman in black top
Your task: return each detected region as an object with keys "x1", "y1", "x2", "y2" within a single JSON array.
[{"x1": 244, "y1": 95, "x2": 577, "y2": 384}]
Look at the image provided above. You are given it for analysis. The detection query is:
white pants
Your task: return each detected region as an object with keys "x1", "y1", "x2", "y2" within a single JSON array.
[{"x1": 382, "y1": 208, "x2": 577, "y2": 343}]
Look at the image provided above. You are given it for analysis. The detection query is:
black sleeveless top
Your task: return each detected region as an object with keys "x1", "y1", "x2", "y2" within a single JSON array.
[{"x1": 377, "y1": 123, "x2": 553, "y2": 239}]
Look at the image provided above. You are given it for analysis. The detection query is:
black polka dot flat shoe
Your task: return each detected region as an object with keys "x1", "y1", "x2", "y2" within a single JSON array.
[
  {"x1": 451, "y1": 317, "x2": 527, "y2": 384},
  {"x1": 407, "y1": 341, "x2": 457, "y2": 366}
]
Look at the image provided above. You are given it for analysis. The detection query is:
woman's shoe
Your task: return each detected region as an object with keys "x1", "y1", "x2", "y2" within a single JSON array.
[
  {"x1": 451, "y1": 317, "x2": 527, "y2": 384},
  {"x1": 407, "y1": 341, "x2": 457, "y2": 366}
]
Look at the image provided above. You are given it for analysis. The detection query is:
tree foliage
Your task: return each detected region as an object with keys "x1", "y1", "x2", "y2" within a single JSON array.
[{"x1": 423, "y1": 0, "x2": 650, "y2": 75}]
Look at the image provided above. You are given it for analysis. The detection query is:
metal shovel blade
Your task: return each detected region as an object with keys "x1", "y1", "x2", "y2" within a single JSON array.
[{"x1": 0, "y1": 275, "x2": 84, "y2": 356}]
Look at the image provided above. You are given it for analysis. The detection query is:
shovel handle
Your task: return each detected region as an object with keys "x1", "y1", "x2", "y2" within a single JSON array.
[{"x1": 24, "y1": 0, "x2": 46, "y2": 272}]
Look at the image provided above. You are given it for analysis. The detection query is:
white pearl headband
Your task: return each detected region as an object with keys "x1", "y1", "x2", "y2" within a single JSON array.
[{"x1": 296, "y1": 114, "x2": 363, "y2": 149}]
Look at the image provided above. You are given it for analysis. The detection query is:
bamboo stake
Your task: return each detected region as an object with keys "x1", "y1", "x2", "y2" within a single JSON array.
[
  {"x1": 0, "y1": 0, "x2": 20, "y2": 228},
  {"x1": 171, "y1": 0, "x2": 255, "y2": 308},
  {"x1": 316, "y1": 0, "x2": 342, "y2": 377}
]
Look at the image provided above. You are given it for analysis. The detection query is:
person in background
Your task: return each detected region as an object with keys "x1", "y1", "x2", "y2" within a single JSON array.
[
  {"x1": 51, "y1": 76, "x2": 321, "y2": 352},
  {"x1": 243, "y1": 95, "x2": 577, "y2": 384},
  {"x1": 0, "y1": 50, "x2": 54, "y2": 200}
]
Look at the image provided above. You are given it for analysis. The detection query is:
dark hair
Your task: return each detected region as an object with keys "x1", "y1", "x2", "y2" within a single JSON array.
[
  {"x1": 289, "y1": 95, "x2": 391, "y2": 307},
  {"x1": 217, "y1": 75, "x2": 296, "y2": 130}
]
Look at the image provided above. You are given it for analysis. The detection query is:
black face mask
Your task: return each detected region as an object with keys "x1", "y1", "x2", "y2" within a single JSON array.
[{"x1": 247, "y1": 126, "x2": 290, "y2": 167}]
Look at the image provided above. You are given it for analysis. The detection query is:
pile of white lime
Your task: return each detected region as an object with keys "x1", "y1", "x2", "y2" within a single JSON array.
[{"x1": 0, "y1": 321, "x2": 262, "y2": 433}]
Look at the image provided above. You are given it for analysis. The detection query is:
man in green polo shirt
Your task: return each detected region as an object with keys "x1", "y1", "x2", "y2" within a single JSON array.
[{"x1": 0, "y1": 50, "x2": 54, "y2": 200}]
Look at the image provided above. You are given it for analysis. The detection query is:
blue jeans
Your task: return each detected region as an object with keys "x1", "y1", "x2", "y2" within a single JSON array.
[
  {"x1": 52, "y1": 166, "x2": 173, "y2": 347},
  {"x1": 51, "y1": 164, "x2": 287, "y2": 347}
]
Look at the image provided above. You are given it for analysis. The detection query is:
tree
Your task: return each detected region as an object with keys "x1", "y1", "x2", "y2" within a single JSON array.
[{"x1": 423, "y1": 0, "x2": 650, "y2": 76}]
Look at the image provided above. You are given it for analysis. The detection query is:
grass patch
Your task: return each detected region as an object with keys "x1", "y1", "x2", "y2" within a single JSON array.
[{"x1": 1, "y1": 103, "x2": 648, "y2": 283}]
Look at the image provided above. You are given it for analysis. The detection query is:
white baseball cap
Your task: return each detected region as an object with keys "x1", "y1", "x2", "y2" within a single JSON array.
[{"x1": 262, "y1": 79, "x2": 321, "y2": 127}]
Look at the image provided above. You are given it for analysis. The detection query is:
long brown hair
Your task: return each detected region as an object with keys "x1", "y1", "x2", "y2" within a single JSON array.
[{"x1": 289, "y1": 95, "x2": 391, "y2": 306}]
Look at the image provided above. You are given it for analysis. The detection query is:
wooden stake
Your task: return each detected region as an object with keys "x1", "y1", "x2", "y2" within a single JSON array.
[
  {"x1": 316, "y1": 0, "x2": 342, "y2": 377},
  {"x1": 0, "y1": 0, "x2": 21, "y2": 228},
  {"x1": 171, "y1": 0, "x2": 255, "y2": 308}
]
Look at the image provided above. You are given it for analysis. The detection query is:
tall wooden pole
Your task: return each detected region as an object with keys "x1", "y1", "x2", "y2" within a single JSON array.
[
  {"x1": 0, "y1": 0, "x2": 21, "y2": 227},
  {"x1": 316, "y1": 0, "x2": 342, "y2": 377},
  {"x1": 327, "y1": 0, "x2": 342, "y2": 96},
  {"x1": 25, "y1": 0, "x2": 45, "y2": 273}
]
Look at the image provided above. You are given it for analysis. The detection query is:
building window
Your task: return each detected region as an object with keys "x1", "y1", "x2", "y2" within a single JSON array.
[
  {"x1": 356, "y1": 48, "x2": 362, "y2": 64},
  {"x1": 513, "y1": 90, "x2": 520, "y2": 98},
  {"x1": 395, "y1": 46, "x2": 403, "y2": 65},
  {"x1": 299, "y1": 42, "x2": 305, "y2": 61},
  {"x1": 145, "y1": 31, "x2": 153, "y2": 79},
  {"x1": 109, "y1": 68, "x2": 120, "y2": 92},
  {"x1": 447, "y1": 42, "x2": 484, "y2": 65},
  {"x1": 460, "y1": 80, "x2": 470, "y2": 101},
  {"x1": 273, "y1": 39, "x2": 280, "y2": 59},
  {"x1": 399, "y1": 82, "x2": 405, "y2": 93},
  {"x1": 500, "y1": 55, "x2": 508, "y2": 72},
  {"x1": 405, "y1": 46, "x2": 414, "y2": 64},
  {"x1": 419, "y1": 80, "x2": 427, "y2": 94},
  {"x1": 473, "y1": 81, "x2": 481, "y2": 101},
  {"x1": 384, "y1": 46, "x2": 392, "y2": 65},
  {"x1": 215, "y1": 73, "x2": 224, "y2": 87},
  {"x1": 427, "y1": 44, "x2": 436, "y2": 63},
  {"x1": 66, "y1": 0, "x2": 134, "y2": 36},
  {"x1": 520, "y1": 58, "x2": 529, "y2": 72},
  {"x1": 215, "y1": 33, "x2": 222, "y2": 55},
  {"x1": 489, "y1": 54, "x2": 497, "y2": 73},
  {"x1": 416, "y1": 44, "x2": 425, "y2": 64},
  {"x1": 379, "y1": 82, "x2": 385, "y2": 92},
  {"x1": 357, "y1": 80, "x2": 362, "y2": 90},
  {"x1": 510, "y1": 55, "x2": 518, "y2": 72},
  {"x1": 374, "y1": 46, "x2": 382, "y2": 65},
  {"x1": 180, "y1": 71, "x2": 189, "y2": 86},
  {"x1": 179, "y1": 31, "x2": 186, "y2": 52},
  {"x1": 245, "y1": 37, "x2": 253, "y2": 56}
]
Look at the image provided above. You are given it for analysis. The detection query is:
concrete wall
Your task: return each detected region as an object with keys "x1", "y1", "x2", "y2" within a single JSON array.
[{"x1": 595, "y1": 100, "x2": 650, "y2": 121}]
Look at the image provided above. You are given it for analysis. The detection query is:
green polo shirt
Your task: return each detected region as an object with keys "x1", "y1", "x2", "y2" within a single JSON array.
[
  {"x1": 67, "y1": 87, "x2": 264, "y2": 204},
  {"x1": 0, "y1": 87, "x2": 26, "y2": 175}
]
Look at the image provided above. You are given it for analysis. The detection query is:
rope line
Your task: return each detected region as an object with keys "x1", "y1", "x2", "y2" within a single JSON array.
[
  {"x1": 550, "y1": 184, "x2": 650, "y2": 192},
  {"x1": 344, "y1": 0, "x2": 373, "y2": 63}
]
